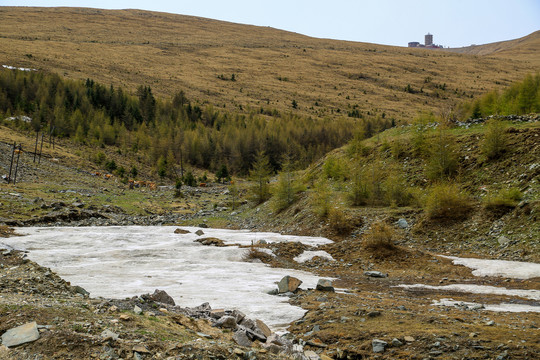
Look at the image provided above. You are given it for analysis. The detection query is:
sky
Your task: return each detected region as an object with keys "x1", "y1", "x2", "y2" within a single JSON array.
[{"x1": 3, "y1": 0, "x2": 539, "y2": 48}]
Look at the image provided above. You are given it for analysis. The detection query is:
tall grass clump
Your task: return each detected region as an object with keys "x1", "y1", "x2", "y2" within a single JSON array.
[
  {"x1": 363, "y1": 221, "x2": 398, "y2": 253},
  {"x1": 425, "y1": 129, "x2": 458, "y2": 181},
  {"x1": 424, "y1": 183, "x2": 473, "y2": 221}
]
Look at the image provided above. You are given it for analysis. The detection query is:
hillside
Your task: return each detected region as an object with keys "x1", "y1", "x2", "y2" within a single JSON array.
[
  {"x1": 448, "y1": 30, "x2": 540, "y2": 63},
  {"x1": 0, "y1": 7, "x2": 538, "y2": 122}
]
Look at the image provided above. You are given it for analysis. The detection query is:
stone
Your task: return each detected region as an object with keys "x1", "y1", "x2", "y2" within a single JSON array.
[
  {"x1": 195, "y1": 237, "x2": 225, "y2": 246},
  {"x1": 304, "y1": 350, "x2": 321, "y2": 360},
  {"x1": 132, "y1": 344, "x2": 150, "y2": 353},
  {"x1": 404, "y1": 336, "x2": 415, "y2": 342},
  {"x1": 277, "y1": 275, "x2": 302, "y2": 293},
  {"x1": 368, "y1": 311, "x2": 381, "y2": 318},
  {"x1": 364, "y1": 271, "x2": 388, "y2": 278},
  {"x1": 266, "y1": 334, "x2": 285, "y2": 346},
  {"x1": 198, "y1": 223, "x2": 209, "y2": 228},
  {"x1": 119, "y1": 314, "x2": 131, "y2": 321},
  {"x1": 232, "y1": 309, "x2": 246, "y2": 323},
  {"x1": 486, "y1": 320, "x2": 495, "y2": 326},
  {"x1": 133, "y1": 305, "x2": 143, "y2": 315},
  {"x1": 1, "y1": 321, "x2": 40, "y2": 348},
  {"x1": 497, "y1": 235, "x2": 510, "y2": 246},
  {"x1": 145, "y1": 289, "x2": 176, "y2": 306},
  {"x1": 233, "y1": 330, "x2": 252, "y2": 347},
  {"x1": 262, "y1": 343, "x2": 282, "y2": 354},
  {"x1": 316, "y1": 279, "x2": 335, "y2": 292},
  {"x1": 72, "y1": 285, "x2": 90, "y2": 296},
  {"x1": 174, "y1": 228, "x2": 190, "y2": 234},
  {"x1": 496, "y1": 351, "x2": 509, "y2": 360},
  {"x1": 372, "y1": 339, "x2": 388, "y2": 353},
  {"x1": 215, "y1": 315, "x2": 237, "y2": 329},
  {"x1": 109, "y1": 305, "x2": 118, "y2": 312},
  {"x1": 256, "y1": 319, "x2": 272, "y2": 338},
  {"x1": 392, "y1": 338, "x2": 403, "y2": 347},
  {"x1": 195, "y1": 229, "x2": 205, "y2": 236},
  {"x1": 210, "y1": 309, "x2": 226, "y2": 319},
  {"x1": 397, "y1": 218, "x2": 409, "y2": 228},
  {"x1": 101, "y1": 329, "x2": 119, "y2": 341}
]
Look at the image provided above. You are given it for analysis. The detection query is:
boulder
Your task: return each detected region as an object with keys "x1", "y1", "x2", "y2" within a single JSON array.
[
  {"x1": 255, "y1": 319, "x2": 272, "y2": 338},
  {"x1": 101, "y1": 329, "x2": 119, "y2": 341},
  {"x1": 372, "y1": 339, "x2": 388, "y2": 353},
  {"x1": 316, "y1": 279, "x2": 334, "y2": 292},
  {"x1": 233, "y1": 330, "x2": 252, "y2": 347},
  {"x1": 143, "y1": 289, "x2": 176, "y2": 306},
  {"x1": 1, "y1": 321, "x2": 40, "y2": 348},
  {"x1": 397, "y1": 218, "x2": 409, "y2": 228},
  {"x1": 215, "y1": 316, "x2": 237, "y2": 329},
  {"x1": 174, "y1": 228, "x2": 190, "y2": 234},
  {"x1": 364, "y1": 271, "x2": 388, "y2": 278},
  {"x1": 195, "y1": 230, "x2": 205, "y2": 236},
  {"x1": 195, "y1": 237, "x2": 225, "y2": 247},
  {"x1": 277, "y1": 275, "x2": 302, "y2": 293}
]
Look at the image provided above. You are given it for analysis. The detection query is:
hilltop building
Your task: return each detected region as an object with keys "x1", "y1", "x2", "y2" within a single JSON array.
[{"x1": 408, "y1": 33, "x2": 443, "y2": 49}]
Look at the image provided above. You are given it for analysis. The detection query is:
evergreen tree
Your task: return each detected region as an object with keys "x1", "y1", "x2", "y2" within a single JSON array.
[{"x1": 248, "y1": 151, "x2": 272, "y2": 204}]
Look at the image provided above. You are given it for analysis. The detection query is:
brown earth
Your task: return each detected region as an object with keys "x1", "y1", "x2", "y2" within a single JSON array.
[{"x1": 1, "y1": 7, "x2": 539, "y2": 123}]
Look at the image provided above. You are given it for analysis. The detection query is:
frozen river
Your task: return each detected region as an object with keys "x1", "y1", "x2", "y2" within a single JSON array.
[{"x1": 5, "y1": 226, "x2": 334, "y2": 329}]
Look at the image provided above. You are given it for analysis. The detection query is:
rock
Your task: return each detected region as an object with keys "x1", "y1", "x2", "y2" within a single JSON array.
[
  {"x1": 233, "y1": 330, "x2": 252, "y2": 347},
  {"x1": 1, "y1": 321, "x2": 40, "y2": 348},
  {"x1": 174, "y1": 228, "x2": 190, "y2": 234},
  {"x1": 119, "y1": 314, "x2": 131, "y2": 321},
  {"x1": 195, "y1": 237, "x2": 225, "y2": 246},
  {"x1": 132, "y1": 344, "x2": 150, "y2": 353},
  {"x1": 198, "y1": 223, "x2": 208, "y2": 228},
  {"x1": 133, "y1": 305, "x2": 143, "y2": 315},
  {"x1": 101, "y1": 329, "x2": 119, "y2": 341},
  {"x1": 498, "y1": 235, "x2": 510, "y2": 246},
  {"x1": 232, "y1": 310, "x2": 246, "y2": 323},
  {"x1": 256, "y1": 319, "x2": 272, "y2": 338},
  {"x1": 144, "y1": 289, "x2": 175, "y2": 306},
  {"x1": 215, "y1": 315, "x2": 237, "y2": 329},
  {"x1": 496, "y1": 350, "x2": 509, "y2": 360},
  {"x1": 392, "y1": 338, "x2": 403, "y2": 347},
  {"x1": 364, "y1": 271, "x2": 388, "y2": 278},
  {"x1": 262, "y1": 343, "x2": 282, "y2": 354},
  {"x1": 316, "y1": 279, "x2": 335, "y2": 292},
  {"x1": 404, "y1": 336, "x2": 415, "y2": 342},
  {"x1": 304, "y1": 350, "x2": 321, "y2": 360},
  {"x1": 486, "y1": 320, "x2": 495, "y2": 326},
  {"x1": 109, "y1": 305, "x2": 118, "y2": 312},
  {"x1": 368, "y1": 311, "x2": 381, "y2": 318},
  {"x1": 266, "y1": 334, "x2": 285, "y2": 346},
  {"x1": 372, "y1": 339, "x2": 388, "y2": 353},
  {"x1": 277, "y1": 275, "x2": 302, "y2": 293},
  {"x1": 195, "y1": 229, "x2": 205, "y2": 236},
  {"x1": 72, "y1": 285, "x2": 89, "y2": 296},
  {"x1": 397, "y1": 218, "x2": 409, "y2": 228},
  {"x1": 210, "y1": 309, "x2": 226, "y2": 319}
]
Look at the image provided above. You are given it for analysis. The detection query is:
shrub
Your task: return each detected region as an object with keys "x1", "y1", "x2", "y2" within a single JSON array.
[
  {"x1": 484, "y1": 187, "x2": 522, "y2": 215},
  {"x1": 348, "y1": 169, "x2": 370, "y2": 206},
  {"x1": 363, "y1": 221, "x2": 398, "y2": 252},
  {"x1": 425, "y1": 129, "x2": 458, "y2": 181},
  {"x1": 383, "y1": 174, "x2": 415, "y2": 207},
  {"x1": 481, "y1": 119, "x2": 507, "y2": 160},
  {"x1": 424, "y1": 183, "x2": 473, "y2": 221},
  {"x1": 183, "y1": 171, "x2": 196, "y2": 187},
  {"x1": 242, "y1": 247, "x2": 272, "y2": 263},
  {"x1": 105, "y1": 159, "x2": 117, "y2": 172},
  {"x1": 94, "y1": 151, "x2": 106, "y2": 165},
  {"x1": 328, "y1": 207, "x2": 353, "y2": 235},
  {"x1": 323, "y1": 156, "x2": 347, "y2": 180},
  {"x1": 312, "y1": 177, "x2": 332, "y2": 217}
]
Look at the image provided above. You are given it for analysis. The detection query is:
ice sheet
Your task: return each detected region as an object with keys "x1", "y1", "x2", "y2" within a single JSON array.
[
  {"x1": 440, "y1": 255, "x2": 540, "y2": 279},
  {"x1": 433, "y1": 298, "x2": 540, "y2": 313},
  {"x1": 397, "y1": 284, "x2": 540, "y2": 300},
  {"x1": 294, "y1": 250, "x2": 335, "y2": 263},
  {"x1": 9, "y1": 226, "x2": 334, "y2": 329}
]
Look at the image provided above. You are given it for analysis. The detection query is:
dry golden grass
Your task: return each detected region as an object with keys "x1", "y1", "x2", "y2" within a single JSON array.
[{"x1": 0, "y1": 7, "x2": 538, "y2": 123}]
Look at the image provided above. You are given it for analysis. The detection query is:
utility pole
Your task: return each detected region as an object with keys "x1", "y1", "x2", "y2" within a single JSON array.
[
  {"x1": 7, "y1": 141, "x2": 16, "y2": 184},
  {"x1": 33, "y1": 130, "x2": 39, "y2": 163},
  {"x1": 38, "y1": 133, "x2": 44, "y2": 164},
  {"x1": 13, "y1": 145, "x2": 22, "y2": 185}
]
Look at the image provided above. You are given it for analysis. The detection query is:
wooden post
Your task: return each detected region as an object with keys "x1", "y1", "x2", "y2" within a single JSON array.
[
  {"x1": 33, "y1": 130, "x2": 39, "y2": 163},
  {"x1": 38, "y1": 133, "x2": 44, "y2": 164},
  {"x1": 13, "y1": 145, "x2": 22, "y2": 185},
  {"x1": 7, "y1": 141, "x2": 16, "y2": 184}
]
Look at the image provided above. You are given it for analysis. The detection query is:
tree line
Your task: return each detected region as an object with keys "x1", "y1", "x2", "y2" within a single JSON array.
[{"x1": 0, "y1": 68, "x2": 393, "y2": 176}]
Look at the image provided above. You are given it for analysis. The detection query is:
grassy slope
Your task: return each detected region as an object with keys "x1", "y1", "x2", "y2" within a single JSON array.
[{"x1": 0, "y1": 7, "x2": 538, "y2": 123}]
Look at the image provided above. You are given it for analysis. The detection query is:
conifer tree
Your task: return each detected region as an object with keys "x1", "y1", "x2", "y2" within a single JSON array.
[{"x1": 248, "y1": 151, "x2": 272, "y2": 204}]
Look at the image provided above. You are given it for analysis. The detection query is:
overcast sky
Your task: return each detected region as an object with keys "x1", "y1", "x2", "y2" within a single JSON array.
[{"x1": 3, "y1": 0, "x2": 539, "y2": 48}]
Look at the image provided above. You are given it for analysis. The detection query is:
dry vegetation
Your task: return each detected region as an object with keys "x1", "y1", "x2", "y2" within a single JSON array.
[{"x1": 0, "y1": 7, "x2": 539, "y2": 123}]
